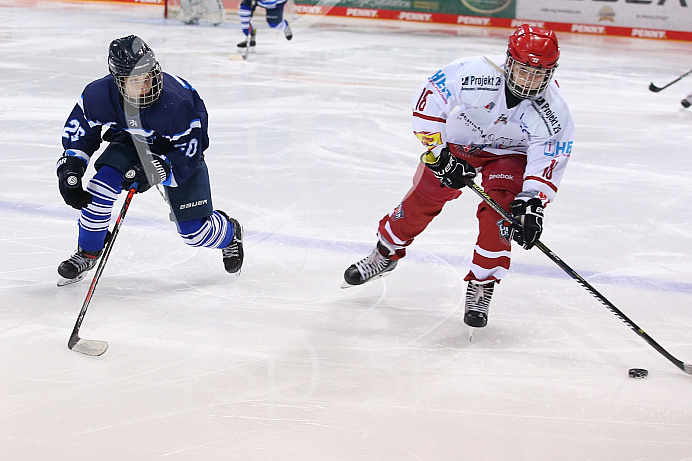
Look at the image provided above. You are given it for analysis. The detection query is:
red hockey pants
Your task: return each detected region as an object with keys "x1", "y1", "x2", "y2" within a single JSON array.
[{"x1": 378, "y1": 150, "x2": 526, "y2": 283}]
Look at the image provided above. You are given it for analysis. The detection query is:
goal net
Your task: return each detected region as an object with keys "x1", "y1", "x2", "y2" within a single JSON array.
[
  {"x1": 164, "y1": 0, "x2": 297, "y2": 22},
  {"x1": 164, "y1": 0, "x2": 240, "y2": 20}
]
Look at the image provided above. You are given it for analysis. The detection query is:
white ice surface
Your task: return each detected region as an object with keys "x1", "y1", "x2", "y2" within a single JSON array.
[{"x1": 2, "y1": 2, "x2": 692, "y2": 460}]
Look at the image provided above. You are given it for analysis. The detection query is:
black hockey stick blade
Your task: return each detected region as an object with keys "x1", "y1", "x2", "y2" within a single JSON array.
[
  {"x1": 648, "y1": 82, "x2": 664, "y2": 92},
  {"x1": 648, "y1": 68, "x2": 692, "y2": 93},
  {"x1": 68, "y1": 334, "x2": 109, "y2": 356}
]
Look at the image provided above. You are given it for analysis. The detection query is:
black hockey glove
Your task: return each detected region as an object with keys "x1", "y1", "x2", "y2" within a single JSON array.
[
  {"x1": 421, "y1": 147, "x2": 476, "y2": 189},
  {"x1": 57, "y1": 155, "x2": 93, "y2": 210},
  {"x1": 121, "y1": 153, "x2": 171, "y2": 193},
  {"x1": 509, "y1": 198, "x2": 544, "y2": 250}
]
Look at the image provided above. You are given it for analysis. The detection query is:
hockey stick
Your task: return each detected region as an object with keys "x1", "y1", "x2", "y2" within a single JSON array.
[
  {"x1": 649, "y1": 68, "x2": 692, "y2": 92},
  {"x1": 68, "y1": 183, "x2": 137, "y2": 356},
  {"x1": 463, "y1": 177, "x2": 692, "y2": 375},
  {"x1": 242, "y1": 0, "x2": 257, "y2": 60},
  {"x1": 242, "y1": 23, "x2": 253, "y2": 60}
]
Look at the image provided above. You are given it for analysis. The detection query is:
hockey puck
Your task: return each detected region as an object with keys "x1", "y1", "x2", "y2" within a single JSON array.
[{"x1": 628, "y1": 368, "x2": 648, "y2": 379}]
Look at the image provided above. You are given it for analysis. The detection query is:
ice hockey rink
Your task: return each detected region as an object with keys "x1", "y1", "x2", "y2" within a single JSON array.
[{"x1": 2, "y1": 1, "x2": 692, "y2": 459}]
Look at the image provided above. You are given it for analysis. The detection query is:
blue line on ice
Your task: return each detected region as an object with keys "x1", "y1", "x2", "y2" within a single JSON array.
[{"x1": 5, "y1": 200, "x2": 691, "y2": 295}]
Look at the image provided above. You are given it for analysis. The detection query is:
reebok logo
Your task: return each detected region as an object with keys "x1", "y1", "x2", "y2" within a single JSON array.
[{"x1": 489, "y1": 174, "x2": 514, "y2": 181}]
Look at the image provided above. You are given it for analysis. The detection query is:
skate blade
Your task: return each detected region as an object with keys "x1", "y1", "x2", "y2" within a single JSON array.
[
  {"x1": 57, "y1": 274, "x2": 85, "y2": 287},
  {"x1": 340, "y1": 270, "x2": 395, "y2": 289},
  {"x1": 468, "y1": 326, "x2": 478, "y2": 342}
]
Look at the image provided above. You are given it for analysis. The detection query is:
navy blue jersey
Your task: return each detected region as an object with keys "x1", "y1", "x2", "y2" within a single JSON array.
[{"x1": 61, "y1": 72, "x2": 209, "y2": 185}]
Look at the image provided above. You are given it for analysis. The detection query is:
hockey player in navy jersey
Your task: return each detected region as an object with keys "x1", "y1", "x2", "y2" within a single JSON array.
[
  {"x1": 343, "y1": 25, "x2": 575, "y2": 330},
  {"x1": 56, "y1": 35, "x2": 243, "y2": 283},
  {"x1": 236, "y1": 0, "x2": 292, "y2": 53}
]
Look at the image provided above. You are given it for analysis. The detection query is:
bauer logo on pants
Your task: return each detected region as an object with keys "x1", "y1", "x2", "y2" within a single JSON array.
[{"x1": 180, "y1": 199, "x2": 208, "y2": 210}]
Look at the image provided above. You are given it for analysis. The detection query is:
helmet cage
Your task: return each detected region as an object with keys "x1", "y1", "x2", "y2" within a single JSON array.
[
  {"x1": 504, "y1": 55, "x2": 556, "y2": 99},
  {"x1": 108, "y1": 35, "x2": 163, "y2": 109},
  {"x1": 112, "y1": 63, "x2": 163, "y2": 109}
]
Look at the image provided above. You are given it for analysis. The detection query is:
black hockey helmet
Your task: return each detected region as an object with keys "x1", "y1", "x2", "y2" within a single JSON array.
[{"x1": 108, "y1": 35, "x2": 163, "y2": 108}]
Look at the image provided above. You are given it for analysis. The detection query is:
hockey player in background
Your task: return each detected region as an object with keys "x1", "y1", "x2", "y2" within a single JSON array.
[
  {"x1": 343, "y1": 24, "x2": 575, "y2": 330},
  {"x1": 56, "y1": 35, "x2": 244, "y2": 284},
  {"x1": 236, "y1": 0, "x2": 292, "y2": 53},
  {"x1": 178, "y1": 0, "x2": 224, "y2": 26}
]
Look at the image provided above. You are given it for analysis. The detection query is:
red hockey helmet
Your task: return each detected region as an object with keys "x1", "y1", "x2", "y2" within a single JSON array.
[{"x1": 505, "y1": 24, "x2": 560, "y2": 99}]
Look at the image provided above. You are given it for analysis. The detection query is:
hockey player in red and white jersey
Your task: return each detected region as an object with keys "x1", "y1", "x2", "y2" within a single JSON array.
[{"x1": 343, "y1": 24, "x2": 575, "y2": 329}]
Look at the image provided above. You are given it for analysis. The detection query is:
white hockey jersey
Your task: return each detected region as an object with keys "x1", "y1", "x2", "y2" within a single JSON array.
[{"x1": 411, "y1": 54, "x2": 575, "y2": 205}]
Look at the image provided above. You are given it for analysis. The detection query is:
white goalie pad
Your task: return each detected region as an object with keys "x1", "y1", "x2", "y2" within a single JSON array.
[
  {"x1": 202, "y1": 0, "x2": 224, "y2": 24},
  {"x1": 178, "y1": 0, "x2": 203, "y2": 22}
]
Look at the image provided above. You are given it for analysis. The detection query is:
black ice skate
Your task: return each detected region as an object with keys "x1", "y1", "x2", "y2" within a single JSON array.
[
  {"x1": 218, "y1": 211, "x2": 244, "y2": 275},
  {"x1": 464, "y1": 280, "x2": 495, "y2": 328},
  {"x1": 237, "y1": 27, "x2": 256, "y2": 52},
  {"x1": 284, "y1": 23, "x2": 293, "y2": 41},
  {"x1": 342, "y1": 242, "x2": 397, "y2": 288},
  {"x1": 682, "y1": 98, "x2": 691, "y2": 108},
  {"x1": 57, "y1": 232, "x2": 111, "y2": 286},
  {"x1": 57, "y1": 247, "x2": 102, "y2": 286}
]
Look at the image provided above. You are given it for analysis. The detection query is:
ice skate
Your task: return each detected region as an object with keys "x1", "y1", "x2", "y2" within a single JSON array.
[
  {"x1": 284, "y1": 23, "x2": 293, "y2": 41},
  {"x1": 342, "y1": 242, "x2": 397, "y2": 288},
  {"x1": 57, "y1": 231, "x2": 111, "y2": 286},
  {"x1": 218, "y1": 211, "x2": 244, "y2": 275},
  {"x1": 464, "y1": 280, "x2": 495, "y2": 328},
  {"x1": 237, "y1": 27, "x2": 256, "y2": 53},
  {"x1": 682, "y1": 98, "x2": 691, "y2": 108},
  {"x1": 57, "y1": 246, "x2": 104, "y2": 285}
]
